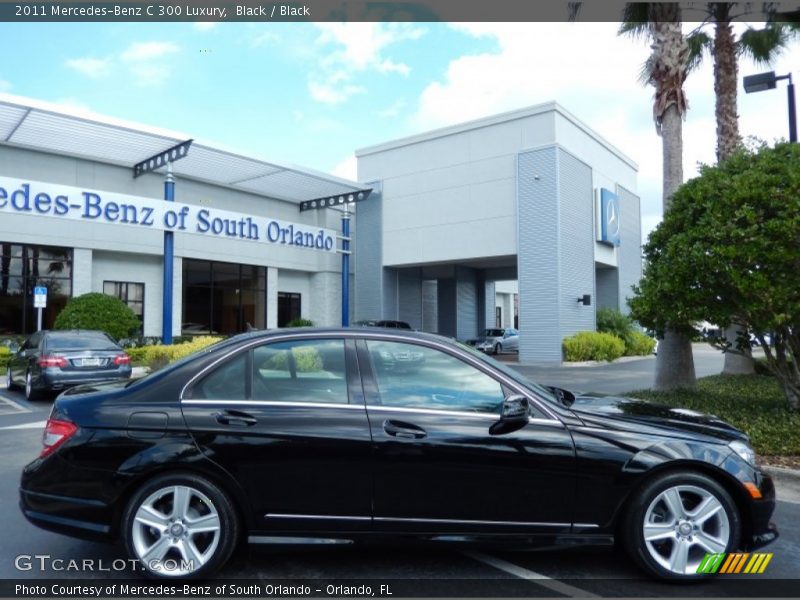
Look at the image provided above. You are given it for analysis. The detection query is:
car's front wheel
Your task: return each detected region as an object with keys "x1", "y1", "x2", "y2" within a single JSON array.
[
  {"x1": 623, "y1": 471, "x2": 740, "y2": 580},
  {"x1": 122, "y1": 473, "x2": 239, "y2": 579},
  {"x1": 494, "y1": 343, "x2": 502, "y2": 355}
]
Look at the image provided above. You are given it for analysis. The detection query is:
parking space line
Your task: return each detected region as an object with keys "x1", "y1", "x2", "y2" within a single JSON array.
[
  {"x1": 463, "y1": 551, "x2": 599, "y2": 598},
  {"x1": 0, "y1": 393, "x2": 30, "y2": 414},
  {"x1": 0, "y1": 420, "x2": 46, "y2": 430}
]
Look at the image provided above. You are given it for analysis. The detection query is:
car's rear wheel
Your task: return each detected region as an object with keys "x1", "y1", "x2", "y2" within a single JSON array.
[
  {"x1": 122, "y1": 473, "x2": 239, "y2": 579},
  {"x1": 24, "y1": 371, "x2": 40, "y2": 400},
  {"x1": 623, "y1": 471, "x2": 740, "y2": 580},
  {"x1": 6, "y1": 367, "x2": 16, "y2": 391}
]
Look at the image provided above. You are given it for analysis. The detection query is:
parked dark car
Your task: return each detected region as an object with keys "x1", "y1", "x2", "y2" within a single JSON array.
[
  {"x1": 7, "y1": 330, "x2": 131, "y2": 400},
  {"x1": 20, "y1": 329, "x2": 776, "y2": 580}
]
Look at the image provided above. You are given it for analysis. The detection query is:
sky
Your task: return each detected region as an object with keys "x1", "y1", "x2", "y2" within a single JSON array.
[{"x1": 0, "y1": 20, "x2": 798, "y2": 242}]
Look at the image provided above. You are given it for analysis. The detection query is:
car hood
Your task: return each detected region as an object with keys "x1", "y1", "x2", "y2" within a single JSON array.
[{"x1": 568, "y1": 393, "x2": 748, "y2": 442}]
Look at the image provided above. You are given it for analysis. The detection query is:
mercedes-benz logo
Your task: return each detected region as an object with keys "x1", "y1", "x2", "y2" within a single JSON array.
[{"x1": 607, "y1": 200, "x2": 620, "y2": 238}]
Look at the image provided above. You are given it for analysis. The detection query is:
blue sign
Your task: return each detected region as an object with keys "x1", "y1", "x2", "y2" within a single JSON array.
[
  {"x1": 599, "y1": 188, "x2": 621, "y2": 247},
  {"x1": 33, "y1": 286, "x2": 47, "y2": 308}
]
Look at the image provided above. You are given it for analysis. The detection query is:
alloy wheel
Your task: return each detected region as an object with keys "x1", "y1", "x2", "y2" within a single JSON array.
[
  {"x1": 6, "y1": 367, "x2": 11, "y2": 390},
  {"x1": 131, "y1": 484, "x2": 222, "y2": 577},
  {"x1": 642, "y1": 484, "x2": 730, "y2": 576},
  {"x1": 25, "y1": 372, "x2": 32, "y2": 399}
]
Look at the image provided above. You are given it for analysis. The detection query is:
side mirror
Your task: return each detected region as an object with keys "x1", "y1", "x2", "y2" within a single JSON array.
[{"x1": 490, "y1": 395, "x2": 529, "y2": 435}]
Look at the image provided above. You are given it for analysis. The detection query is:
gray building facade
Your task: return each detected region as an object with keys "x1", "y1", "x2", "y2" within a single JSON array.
[{"x1": 354, "y1": 102, "x2": 642, "y2": 363}]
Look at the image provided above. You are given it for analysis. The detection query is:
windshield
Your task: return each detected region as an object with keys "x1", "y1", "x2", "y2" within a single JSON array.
[
  {"x1": 483, "y1": 329, "x2": 504, "y2": 337},
  {"x1": 457, "y1": 341, "x2": 557, "y2": 404}
]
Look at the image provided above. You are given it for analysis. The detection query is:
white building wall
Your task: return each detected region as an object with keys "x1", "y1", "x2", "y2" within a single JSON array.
[
  {"x1": 72, "y1": 248, "x2": 93, "y2": 296},
  {"x1": 91, "y1": 251, "x2": 163, "y2": 337}
]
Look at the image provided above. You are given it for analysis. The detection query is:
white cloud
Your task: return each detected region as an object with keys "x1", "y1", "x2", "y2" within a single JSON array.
[
  {"x1": 377, "y1": 99, "x2": 405, "y2": 118},
  {"x1": 120, "y1": 41, "x2": 180, "y2": 85},
  {"x1": 409, "y1": 22, "x2": 800, "y2": 245},
  {"x1": 121, "y1": 41, "x2": 179, "y2": 62},
  {"x1": 331, "y1": 155, "x2": 357, "y2": 180},
  {"x1": 308, "y1": 23, "x2": 424, "y2": 104},
  {"x1": 0, "y1": 78, "x2": 11, "y2": 92},
  {"x1": 193, "y1": 22, "x2": 217, "y2": 32},
  {"x1": 65, "y1": 57, "x2": 112, "y2": 78},
  {"x1": 251, "y1": 31, "x2": 280, "y2": 48}
]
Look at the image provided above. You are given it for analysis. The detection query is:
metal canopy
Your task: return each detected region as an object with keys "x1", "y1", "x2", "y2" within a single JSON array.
[{"x1": 0, "y1": 94, "x2": 367, "y2": 205}]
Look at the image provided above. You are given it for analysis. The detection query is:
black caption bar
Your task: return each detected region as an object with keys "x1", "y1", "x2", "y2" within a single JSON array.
[
  {"x1": 3, "y1": 1, "x2": 800, "y2": 22},
  {"x1": 3, "y1": 578, "x2": 800, "y2": 598}
]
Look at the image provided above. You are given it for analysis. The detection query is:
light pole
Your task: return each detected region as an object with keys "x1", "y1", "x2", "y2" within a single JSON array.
[{"x1": 743, "y1": 71, "x2": 797, "y2": 143}]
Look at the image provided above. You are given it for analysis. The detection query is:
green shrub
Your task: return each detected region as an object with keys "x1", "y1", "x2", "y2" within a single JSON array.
[
  {"x1": 54, "y1": 293, "x2": 140, "y2": 340},
  {"x1": 286, "y1": 318, "x2": 314, "y2": 327},
  {"x1": 563, "y1": 331, "x2": 626, "y2": 362},
  {"x1": 629, "y1": 375, "x2": 800, "y2": 456},
  {"x1": 129, "y1": 336, "x2": 223, "y2": 370},
  {"x1": 260, "y1": 346, "x2": 322, "y2": 373},
  {"x1": 596, "y1": 308, "x2": 634, "y2": 339},
  {"x1": 0, "y1": 346, "x2": 10, "y2": 370},
  {"x1": 625, "y1": 330, "x2": 657, "y2": 356}
]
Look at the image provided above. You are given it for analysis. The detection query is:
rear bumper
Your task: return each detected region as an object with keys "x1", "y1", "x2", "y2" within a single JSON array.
[
  {"x1": 40, "y1": 369, "x2": 131, "y2": 390},
  {"x1": 19, "y1": 488, "x2": 114, "y2": 542}
]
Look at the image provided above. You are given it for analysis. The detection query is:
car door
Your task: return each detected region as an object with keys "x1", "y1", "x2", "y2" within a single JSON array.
[
  {"x1": 11, "y1": 332, "x2": 40, "y2": 385},
  {"x1": 358, "y1": 337, "x2": 576, "y2": 535},
  {"x1": 505, "y1": 329, "x2": 519, "y2": 351},
  {"x1": 180, "y1": 335, "x2": 372, "y2": 533}
]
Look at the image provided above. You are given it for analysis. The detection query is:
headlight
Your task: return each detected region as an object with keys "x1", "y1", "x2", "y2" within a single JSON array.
[{"x1": 729, "y1": 440, "x2": 757, "y2": 466}]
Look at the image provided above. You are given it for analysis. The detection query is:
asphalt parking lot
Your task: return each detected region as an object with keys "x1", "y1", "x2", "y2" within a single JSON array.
[{"x1": 1, "y1": 349, "x2": 798, "y2": 597}]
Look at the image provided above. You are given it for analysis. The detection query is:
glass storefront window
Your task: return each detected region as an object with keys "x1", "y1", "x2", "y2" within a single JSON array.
[
  {"x1": 0, "y1": 243, "x2": 72, "y2": 335},
  {"x1": 182, "y1": 259, "x2": 266, "y2": 336}
]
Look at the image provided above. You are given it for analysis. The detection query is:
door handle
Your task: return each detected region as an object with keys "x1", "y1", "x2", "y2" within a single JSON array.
[
  {"x1": 383, "y1": 419, "x2": 426, "y2": 440},
  {"x1": 215, "y1": 410, "x2": 257, "y2": 427}
]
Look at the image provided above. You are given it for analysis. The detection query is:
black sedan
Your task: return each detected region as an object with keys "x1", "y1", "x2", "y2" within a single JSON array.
[
  {"x1": 7, "y1": 330, "x2": 132, "y2": 400},
  {"x1": 19, "y1": 328, "x2": 777, "y2": 580}
]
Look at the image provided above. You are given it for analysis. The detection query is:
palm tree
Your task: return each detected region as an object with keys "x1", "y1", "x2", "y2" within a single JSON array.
[
  {"x1": 618, "y1": 3, "x2": 699, "y2": 389},
  {"x1": 689, "y1": 4, "x2": 795, "y2": 374}
]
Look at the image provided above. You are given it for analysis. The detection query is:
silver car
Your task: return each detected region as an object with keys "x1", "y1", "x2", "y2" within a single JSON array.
[{"x1": 468, "y1": 328, "x2": 519, "y2": 355}]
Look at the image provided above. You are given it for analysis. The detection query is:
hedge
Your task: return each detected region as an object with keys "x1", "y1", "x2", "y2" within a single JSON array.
[
  {"x1": 54, "y1": 293, "x2": 140, "y2": 340},
  {"x1": 128, "y1": 336, "x2": 223, "y2": 370},
  {"x1": 629, "y1": 375, "x2": 800, "y2": 456},
  {"x1": 0, "y1": 346, "x2": 10, "y2": 370},
  {"x1": 625, "y1": 330, "x2": 657, "y2": 356},
  {"x1": 563, "y1": 331, "x2": 626, "y2": 362}
]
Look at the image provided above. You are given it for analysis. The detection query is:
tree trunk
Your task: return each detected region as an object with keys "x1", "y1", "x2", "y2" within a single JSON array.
[
  {"x1": 655, "y1": 97, "x2": 696, "y2": 390},
  {"x1": 713, "y1": 14, "x2": 755, "y2": 375}
]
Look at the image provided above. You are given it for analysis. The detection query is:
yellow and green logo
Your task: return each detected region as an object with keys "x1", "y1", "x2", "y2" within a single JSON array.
[{"x1": 696, "y1": 552, "x2": 773, "y2": 574}]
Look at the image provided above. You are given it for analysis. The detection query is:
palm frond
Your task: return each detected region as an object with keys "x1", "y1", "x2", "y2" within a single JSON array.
[
  {"x1": 686, "y1": 31, "x2": 712, "y2": 74},
  {"x1": 618, "y1": 2, "x2": 653, "y2": 38},
  {"x1": 739, "y1": 23, "x2": 794, "y2": 65},
  {"x1": 567, "y1": 1, "x2": 582, "y2": 22}
]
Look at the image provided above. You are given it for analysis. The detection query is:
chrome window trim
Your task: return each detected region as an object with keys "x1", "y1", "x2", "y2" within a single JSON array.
[
  {"x1": 365, "y1": 405, "x2": 564, "y2": 427},
  {"x1": 178, "y1": 331, "x2": 563, "y2": 423},
  {"x1": 181, "y1": 399, "x2": 364, "y2": 410}
]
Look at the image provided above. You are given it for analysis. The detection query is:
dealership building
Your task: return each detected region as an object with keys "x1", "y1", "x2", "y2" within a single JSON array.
[{"x1": 0, "y1": 95, "x2": 640, "y2": 363}]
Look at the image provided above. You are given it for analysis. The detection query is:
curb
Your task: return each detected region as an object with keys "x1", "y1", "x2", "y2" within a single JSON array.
[{"x1": 762, "y1": 465, "x2": 800, "y2": 481}]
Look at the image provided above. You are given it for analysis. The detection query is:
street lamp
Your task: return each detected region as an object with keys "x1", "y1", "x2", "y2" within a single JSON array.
[{"x1": 743, "y1": 71, "x2": 797, "y2": 143}]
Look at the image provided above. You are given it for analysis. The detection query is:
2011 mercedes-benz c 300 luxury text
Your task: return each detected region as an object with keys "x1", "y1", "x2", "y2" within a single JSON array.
[{"x1": 20, "y1": 329, "x2": 778, "y2": 580}]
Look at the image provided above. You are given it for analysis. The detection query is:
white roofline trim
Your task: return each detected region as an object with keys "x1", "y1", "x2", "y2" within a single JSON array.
[{"x1": 355, "y1": 101, "x2": 638, "y2": 171}]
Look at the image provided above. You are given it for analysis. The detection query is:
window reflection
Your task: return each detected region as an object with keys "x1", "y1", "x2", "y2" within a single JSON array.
[{"x1": 366, "y1": 341, "x2": 504, "y2": 414}]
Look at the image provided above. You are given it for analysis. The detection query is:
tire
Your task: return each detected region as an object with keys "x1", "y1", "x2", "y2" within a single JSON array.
[
  {"x1": 494, "y1": 343, "x2": 501, "y2": 355},
  {"x1": 622, "y1": 471, "x2": 741, "y2": 580},
  {"x1": 6, "y1": 367, "x2": 17, "y2": 391},
  {"x1": 24, "y1": 371, "x2": 40, "y2": 401},
  {"x1": 121, "y1": 472, "x2": 239, "y2": 579}
]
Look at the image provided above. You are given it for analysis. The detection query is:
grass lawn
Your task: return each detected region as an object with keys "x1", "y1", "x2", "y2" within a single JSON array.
[{"x1": 628, "y1": 374, "x2": 800, "y2": 462}]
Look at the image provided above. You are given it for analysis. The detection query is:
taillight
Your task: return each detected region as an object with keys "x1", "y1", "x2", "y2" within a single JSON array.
[
  {"x1": 113, "y1": 353, "x2": 131, "y2": 365},
  {"x1": 37, "y1": 355, "x2": 68, "y2": 368},
  {"x1": 40, "y1": 418, "x2": 77, "y2": 458}
]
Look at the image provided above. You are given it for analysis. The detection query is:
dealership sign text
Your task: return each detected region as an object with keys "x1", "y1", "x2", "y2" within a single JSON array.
[{"x1": 0, "y1": 177, "x2": 336, "y2": 253}]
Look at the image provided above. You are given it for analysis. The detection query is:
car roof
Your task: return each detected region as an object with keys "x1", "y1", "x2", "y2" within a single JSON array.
[
  {"x1": 43, "y1": 330, "x2": 110, "y2": 336},
  {"x1": 227, "y1": 327, "x2": 454, "y2": 345}
]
